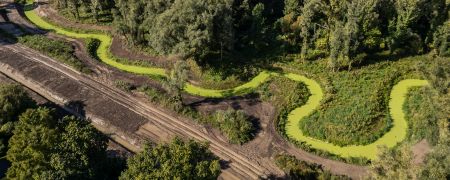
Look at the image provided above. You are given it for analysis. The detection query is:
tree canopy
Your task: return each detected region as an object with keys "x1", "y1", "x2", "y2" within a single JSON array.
[
  {"x1": 0, "y1": 84, "x2": 36, "y2": 156},
  {"x1": 0, "y1": 84, "x2": 36, "y2": 124},
  {"x1": 6, "y1": 107, "x2": 118, "y2": 179},
  {"x1": 120, "y1": 138, "x2": 221, "y2": 180}
]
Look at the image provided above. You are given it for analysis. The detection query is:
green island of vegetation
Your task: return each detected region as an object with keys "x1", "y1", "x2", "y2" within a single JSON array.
[{"x1": 21, "y1": 1, "x2": 438, "y2": 160}]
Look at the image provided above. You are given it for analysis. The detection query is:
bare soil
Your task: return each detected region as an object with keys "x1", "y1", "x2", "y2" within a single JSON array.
[
  {"x1": 412, "y1": 139, "x2": 432, "y2": 164},
  {"x1": 35, "y1": 2, "x2": 111, "y2": 32},
  {"x1": 36, "y1": 2, "x2": 172, "y2": 67}
]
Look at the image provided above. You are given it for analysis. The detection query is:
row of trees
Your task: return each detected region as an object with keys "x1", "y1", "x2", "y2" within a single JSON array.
[
  {"x1": 0, "y1": 84, "x2": 221, "y2": 179},
  {"x1": 281, "y1": 0, "x2": 448, "y2": 70},
  {"x1": 113, "y1": 0, "x2": 283, "y2": 61},
  {"x1": 111, "y1": 0, "x2": 448, "y2": 67},
  {"x1": 51, "y1": 0, "x2": 115, "y2": 22},
  {"x1": 49, "y1": 0, "x2": 448, "y2": 68}
]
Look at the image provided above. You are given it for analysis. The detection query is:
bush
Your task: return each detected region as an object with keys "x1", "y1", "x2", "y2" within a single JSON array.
[
  {"x1": 120, "y1": 138, "x2": 220, "y2": 180},
  {"x1": 86, "y1": 38, "x2": 100, "y2": 60},
  {"x1": 213, "y1": 109, "x2": 254, "y2": 145},
  {"x1": 114, "y1": 80, "x2": 134, "y2": 92},
  {"x1": 275, "y1": 154, "x2": 350, "y2": 180}
]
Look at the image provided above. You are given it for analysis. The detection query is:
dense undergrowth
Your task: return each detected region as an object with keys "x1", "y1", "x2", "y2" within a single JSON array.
[
  {"x1": 404, "y1": 87, "x2": 440, "y2": 145},
  {"x1": 275, "y1": 154, "x2": 350, "y2": 179},
  {"x1": 137, "y1": 85, "x2": 256, "y2": 145},
  {"x1": 286, "y1": 55, "x2": 429, "y2": 146},
  {"x1": 18, "y1": 35, "x2": 91, "y2": 74},
  {"x1": 56, "y1": 3, "x2": 113, "y2": 25}
]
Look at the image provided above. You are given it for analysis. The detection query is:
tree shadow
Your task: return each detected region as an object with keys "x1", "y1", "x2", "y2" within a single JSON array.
[
  {"x1": 0, "y1": 2, "x2": 49, "y2": 44},
  {"x1": 187, "y1": 93, "x2": 260, "y2": 108},
  {"x1": 351, "y1": 51, "x2": 421, "y2": 70},
  {"x1": 40, "y1": 101, "x2": 73, "y2": 119},
  {"x1": 64, "y1": 100, "x2": 87, "y2": 117}
]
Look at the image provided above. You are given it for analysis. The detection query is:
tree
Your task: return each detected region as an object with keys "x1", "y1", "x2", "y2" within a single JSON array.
[
  {"x1": 284, "y1": 0, "x2": 301, "y2": 17},
  {"x1": 114, "y1": 0, "x2": 234, "y2": 59},
  {"x1": 163, "y1": 60, "x2": 189, "y2": 111},
  {"x1": 432, "y1": 21, "x2": 449, "y2": 57},
  {"x1": 0, "y1": 84, "x2": 36, "y2": 124},
  {"x1": 6, "y1": 107, "x2": 58, "y2": 179},
  {"x1": 275, "y1": 154, "x2": 349, "y2": 179},
  {"x1": 250, "y1": 3, "x2": 268, "y2": 51},
  {"x1": 0, "y1": 84, "x2": 35, "y2": 156},
  {"x1": 6, "y1": 107, "x2": 117, "y2": 179},
  {"x1": 48, "y1": 116, "x2": 111, "y2": 179},
  {"x1": 67, "y1": 0, "x2": 81, "y2": 20},
  {"x1": 120, "y1": 138, "x2": 221, "y2": 180}
]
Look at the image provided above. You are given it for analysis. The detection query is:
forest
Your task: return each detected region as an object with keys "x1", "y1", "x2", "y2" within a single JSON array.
[{"x1": 52, "y1": 0, "x2": 448, "y2": 66}]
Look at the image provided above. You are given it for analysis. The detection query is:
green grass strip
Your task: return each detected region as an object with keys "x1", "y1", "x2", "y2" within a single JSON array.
[{"x1": 23, "y1": 2, "x2": 430, "y2": 159}]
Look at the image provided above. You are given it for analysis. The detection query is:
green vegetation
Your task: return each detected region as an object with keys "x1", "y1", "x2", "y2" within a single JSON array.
[
  {"x1": 0, "y1": 84, "x2": 221, "y2": 179},
  {"x1": 18, "y1": 35, "x2": 91, "y2": 73},
  {"x1": 114, "y1": 80, "x2": 134, "y2": 92},
  {"x1": 24, "y1": 7, "x2": 167, "y2": 76},
  {"x1": 0, "y1": 84, "x2": 36, "y2": 157},
  {"x1": 5, "y1": 107, "x2": 122, "y2": 179},
  {"x1": 275, "y1": 154, "x2": 350, "y2": 180},
  {"x1": 369, "y1": 140, "x2": 450, "y2": 180},
  {"x1": 85, "y1": 38, "x2": 100, "y2": 60},
  {"x1": 369, "y1": 60, "x2": 449, "y2": 179},
  {"x1": 298, "y1": 57, "x2": 425, "y2": 146},
  {"x1": 112, "y1": 0, "x2": 282, "y2": 62},
  {"x1": 0, "y1": 83, "x2": 123, "y2": 179},
  {"x1": 23, "y1": 0, "x2": 449, "y2": 161},
  {"x1": 404, "y1": 87, "x2": 440, "y2": 145},
  {"x1": 212, "y1": 109, "x2": 254, "y2": 144},
  {"x1": 120, "y1": 138, "x2": 221, "y2": 180},
  {"x1": 281, "y1": 0, "x2": 448, "y2": 68},
  {"x1": 51, "y1": 0, "x2": 114, "y2": 24}
]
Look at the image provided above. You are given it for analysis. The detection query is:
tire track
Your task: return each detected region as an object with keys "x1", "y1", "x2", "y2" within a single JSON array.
[{"x1": 0, "y1": 43, "x2": 270, "y2": 179}]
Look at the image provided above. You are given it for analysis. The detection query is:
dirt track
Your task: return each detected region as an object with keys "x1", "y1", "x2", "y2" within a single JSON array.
[
  {"x1": 0, "y1": 1, "x2": 371, "y2": 179},
  {"x1": 0, "y1": 41, "x2": 282, "y2": 179}
]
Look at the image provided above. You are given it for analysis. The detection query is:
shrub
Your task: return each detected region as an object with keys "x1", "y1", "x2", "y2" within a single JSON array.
[
  {"x1": 86, "y1": 38, "x2": 100, "y2": 60},
  {"x1": 213, "y1": 109, "x2": 254, "y2": 145},
  {"x1": 275, "y1": 154, "x2": 350, "y2": 180},
  {"x1": 114, "y1": 80, "x2": 134, "y2": 92}
]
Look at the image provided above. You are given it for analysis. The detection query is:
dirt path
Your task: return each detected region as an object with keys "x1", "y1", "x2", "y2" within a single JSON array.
[
  {"x1": 35, "y1": 1, "x2": 170, "y2": 67},
  {"x1": 0, "y1": 41, "x2": 280, "y2": 178},
  {"x1": 34, "y1": 1, "x2": 111, "y2": 32}
]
